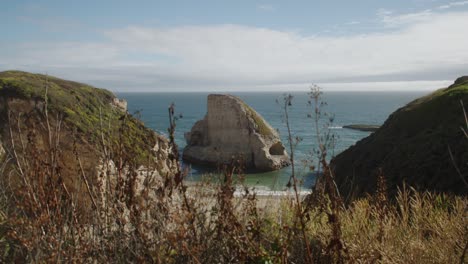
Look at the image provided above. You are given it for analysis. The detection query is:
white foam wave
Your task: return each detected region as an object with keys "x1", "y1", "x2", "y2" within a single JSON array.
[{"x1": 234, "y1": 186, "x2": 312, "y2": 197}]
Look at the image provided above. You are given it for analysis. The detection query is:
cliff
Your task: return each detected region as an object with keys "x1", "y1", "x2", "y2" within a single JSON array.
[
  {"x1": 331, "y1": 77, "x2": 468, "y2": 199},
  {"x1": 183, "y1": 94, "x2": 290, "y2": 171},
  {"x1": 0, "y1": 71, "x2": 176, "y2": 205}
]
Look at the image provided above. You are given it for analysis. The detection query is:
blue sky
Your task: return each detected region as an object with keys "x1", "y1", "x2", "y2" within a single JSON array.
[{"x1": 1, "y1": 0, "x2": 468, "y2": 91}]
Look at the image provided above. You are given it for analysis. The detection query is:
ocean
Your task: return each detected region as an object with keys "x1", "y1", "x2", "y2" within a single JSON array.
[{"x1": 117, "y1": 91, "x2": 428, "y2": 192}]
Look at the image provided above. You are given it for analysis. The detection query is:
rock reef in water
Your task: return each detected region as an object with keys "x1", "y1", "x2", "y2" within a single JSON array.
[
  {"x1": 343, "y1": 124, "x2": 380, "y2": 132},
  {"x1": 183, "y1": 94, "x2": 290, "y2": 171}
]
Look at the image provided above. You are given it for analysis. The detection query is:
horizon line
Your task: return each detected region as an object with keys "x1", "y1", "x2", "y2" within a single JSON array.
[{"x1": 110, "y1": 80, "x2": 454, "y2": 93}]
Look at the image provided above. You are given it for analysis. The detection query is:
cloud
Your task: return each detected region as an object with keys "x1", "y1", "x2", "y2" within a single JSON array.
[
  {"x1": 378, "y1": 9, "x2": 434, "y2": 27},
  {"x1": 213, "y1": 80, "x2": 453, "y2": 92},
  {"x1": 2, "y1": 42, "x2": 120, "y2": 65},
  {"x1": 439, "y1": 1, "x2": 468, "y2": 9},
  {"x1": 344, "y1": 21, "x2": 360, "y2": 25},
  {"x1": 1, "y1": 11, "x2": 468, "y2": 91},
  {"x1": 257, "y1": 4, "x2": 274, "y2": 11},
  {"x1": 376, "y1": 8, "x2": 393, "y2": 17}
]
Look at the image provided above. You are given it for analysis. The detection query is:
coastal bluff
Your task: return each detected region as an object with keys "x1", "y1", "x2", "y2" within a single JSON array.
[
  {"x1": 183, "y1": 94, "x2": 290, "y2": 171},
  {"x1": 0, "y1": 70, "x2": 177, "y2": 210},
  {"x1": 331, "y1": 76, "x2": 468, "y2": 200}
]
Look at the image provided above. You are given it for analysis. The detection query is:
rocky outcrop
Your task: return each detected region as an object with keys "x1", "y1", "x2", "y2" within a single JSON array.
[
  {"x1": 331, "y1": 77, "x2": 468, "y2": 200},
  {"x1": 112, "y1": 97, "x2": 128, "y2": 112},
  {"x1": 183, "y1": 94, "x2": 289, "y2": 171}
]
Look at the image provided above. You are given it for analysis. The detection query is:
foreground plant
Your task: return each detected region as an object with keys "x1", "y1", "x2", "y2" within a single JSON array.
[{"x1": 0, "y1": 81, "x2": 465, "y2": 263}]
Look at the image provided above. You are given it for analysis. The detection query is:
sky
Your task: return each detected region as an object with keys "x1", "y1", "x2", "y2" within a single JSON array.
[{"x1": 1, "y1": 0, "x2": 468, "y2": 92}]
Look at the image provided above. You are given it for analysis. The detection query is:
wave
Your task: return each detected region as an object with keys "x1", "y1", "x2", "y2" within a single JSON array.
[
  {"x1": 328, "y1": 126, "x2": 343, "y2": 129},
  {"x1": 234, "y1": 186, "x2": 312, "y2": 197}
]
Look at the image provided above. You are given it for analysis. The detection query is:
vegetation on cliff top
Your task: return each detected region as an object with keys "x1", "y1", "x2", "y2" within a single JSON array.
[
  {"x1": 0, "y1": 70, "x2": 158, "y2": 164},
  {"x1": 240, "y1": 100, "x2": 274, "y2": 136},
  {"x1": 386, "y1": 79, "x2": 468, "y2": 141},
  {"x1": 0, "y1": 70, "x2": 114, "y2": 133}
]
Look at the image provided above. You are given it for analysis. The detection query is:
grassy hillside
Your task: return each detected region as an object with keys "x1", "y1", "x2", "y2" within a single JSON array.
[
  {"x1": 331, "y1": 77, "x2": 468, "y2": 199},
  {"x1": 0, "y1": 70, "x2": 159, "y2": 164},
  {"x1": 0, "y1": 70, "x2": 177, "y2": 221}
]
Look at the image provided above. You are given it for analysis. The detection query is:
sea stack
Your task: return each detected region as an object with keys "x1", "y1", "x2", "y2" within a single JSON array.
[{"x1": 183, "y1": 94, "x2": 290, "y2": 171}]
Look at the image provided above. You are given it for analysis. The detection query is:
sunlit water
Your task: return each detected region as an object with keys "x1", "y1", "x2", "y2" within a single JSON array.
[{"x1": 117, "y1": 91, "x2": 427, "y2": 192}]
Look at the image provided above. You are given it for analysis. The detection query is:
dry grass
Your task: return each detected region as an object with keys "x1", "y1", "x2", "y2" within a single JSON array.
[
  {"x1": 0, "y1": 133, "x2": 466, "y2": 263},
  {"x1": 0, "y1": 87, "x2": 466, "y2": 263}
]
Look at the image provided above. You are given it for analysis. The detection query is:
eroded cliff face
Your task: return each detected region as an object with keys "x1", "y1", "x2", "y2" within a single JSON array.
[
  {"x1": 183, "y1": 94, "x2": 289, "y2": 171},
  {"x1": 331, "y1": 77, "x2": 468, "y2": 200},
  {"x1": 95, "y1": 133, "x2": 176, "y2": 218}
]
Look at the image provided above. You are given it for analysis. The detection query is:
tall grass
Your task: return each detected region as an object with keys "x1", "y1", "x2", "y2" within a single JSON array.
[{"x1": 0, "y1": 85, "x2": 466, "y2": 263}]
